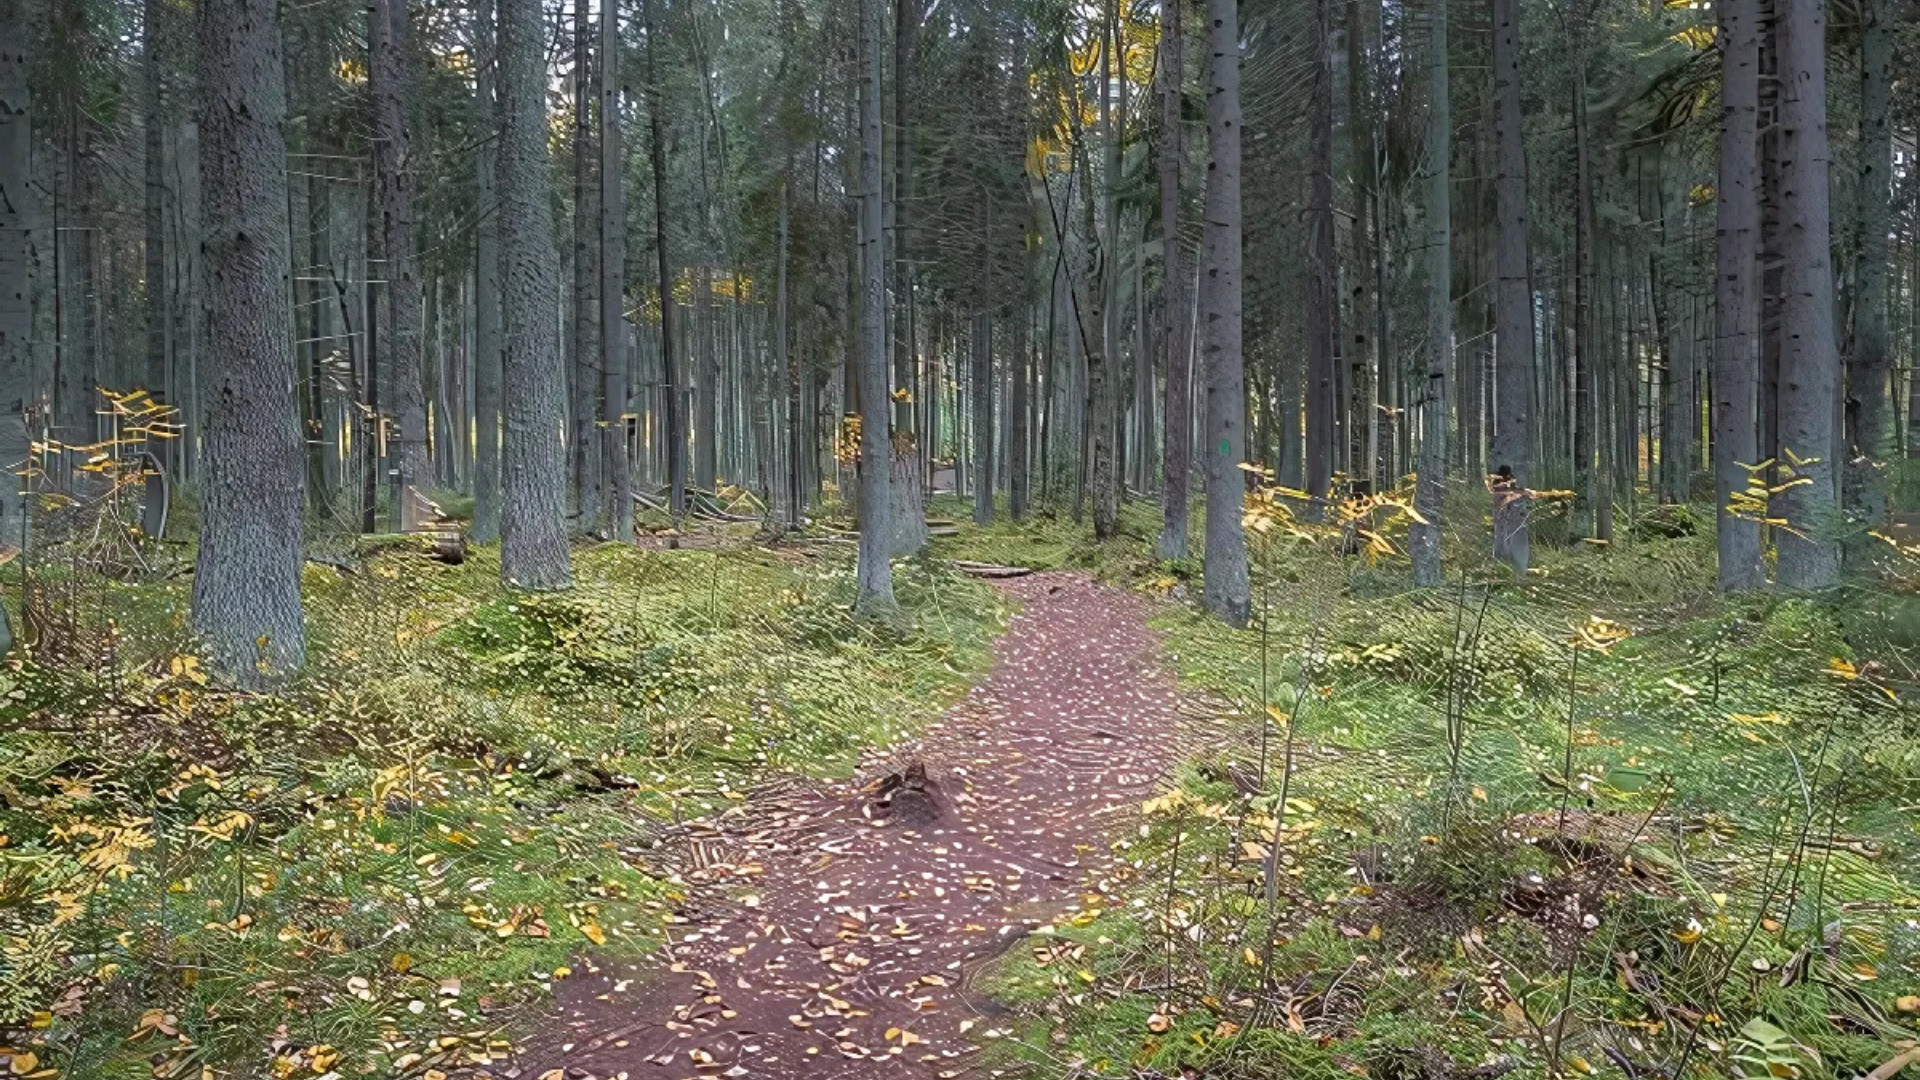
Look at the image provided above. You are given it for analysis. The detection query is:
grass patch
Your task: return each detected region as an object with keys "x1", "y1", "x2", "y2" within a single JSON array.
[
  {"x1": 958, "y1": 490, "x2": 1920, "y2": 1080},
  {"x1": 1, "y1": 539, "x2": 1008, "y2": 1078}
]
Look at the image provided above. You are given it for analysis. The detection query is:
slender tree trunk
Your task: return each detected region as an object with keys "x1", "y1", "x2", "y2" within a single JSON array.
[
  {"x1": 498, "y1": 0, "x2": 572, "y2": 588},
  {"x1": 1569, "y1": 49, "x2": 1595, "y2": 540},
  {"x1": 193, "y1": 0, "x2": 306, "y2": 682},
  {"x1": 372, "y1": 0, "x2": 427, "y2": 530},
  {"x1": 854, "y1": 0, "x2": 896, "y2": 617},
  {"x1": 1200, "y1": 0, "x2": 1250, "y2": 624},
  {"x1": 571, "y1": 0, "x2": 599, "y2": 525},
  {"x1": 1410, "y1": 0, "x2": 1449, "y2": 587},
  {"x1": 471, "y1": 0, "x2": 503, "y2": 543},
  {"x1": 644, "y1": 0, "x2": 684, "y2": 513},
  {"x1": 1845, "y1": 0, "x2": 1892, "y2": 539},
  {"x1": 1489, "y1": 0, "x2": 1533, "y2": 573},
  {"x1": 1771, "y1": 0, "x2": 1839, "y2": 588},
  {"x1": 601, "y1": 0, "x2": 631, "y2": 541},
  {"x1": 891, "y1": 0, "x2": 916, "y2": 436},
  {"x1": 1, "y1": 0, "x2": 37, "y2": 627},
  {"x1": 1011, "y1": 298, "x2": 1030, "y2": 519},
  {"x1": 1714, "y1": 0, "x2": 1764, "y2": 589},
  {"x1": 1156, "y1": 0, "x2": 1188, "y2": 558},
  {"x1": 1304, "y1": 0, "x2": 1336, "y2": 506},
  {"x1": 973, "y1": 309, "x2": 993, "y2": 525}
]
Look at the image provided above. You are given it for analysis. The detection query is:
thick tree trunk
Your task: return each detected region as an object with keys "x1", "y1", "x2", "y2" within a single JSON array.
[
  {"x1": 853, "y1": 0, "x2": 896, "y2": 618},
  {"x1": 1845, "y1": 0, "x2": 1892, "y2": 539},
  {"x1": 192, "y1": 0, "x2": 306, "y2": 683},
  {"x1": 1304, "y1": 0, "x2": 1336, "y2": 507},
  {"x1": 1713, "y1": 0, "x2": 1764, "y2": 590},
  {"x1": 471, "y1": 0, "x2": 502, "y2": 543},
  {"x1": 1156, "y1": 0, "x2": 1188, "y2": 558},
  {"x1": 1489, "y1": 0, "x2": 1532, "y2": 573},
  {"x1": 497, "y1": 0, "x2": 572, "y2": 589},
  {"x1": 601, "y1": 0, "x2": 631, "y2": 541},
  {"x1": 1410, "y1": 0, "x2": 1449, "y2": 588},
  {"x1": 1771, "y1": 0, "x2": 1839, "y2": 588},
  {"x1": 1200, "y1": 0, "x2": 1250, "y2": 625},
  {"x1": 372, "y1": 0, "x2": 428, "y2": 531}
]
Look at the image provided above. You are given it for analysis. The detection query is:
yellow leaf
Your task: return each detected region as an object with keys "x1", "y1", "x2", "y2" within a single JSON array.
[
  {"x1": 390, "y1": 953, "x2": 412, "y2": 973},
  {"x1": 9, "y1": 1052, "x2": 38, "y2": 1075},
  {"x1": 580, "y1": 922, "x2": 607, "y2": 946},
  {"x1": 1243, "y1": 948, "x2": 1262, "y2": 967}
]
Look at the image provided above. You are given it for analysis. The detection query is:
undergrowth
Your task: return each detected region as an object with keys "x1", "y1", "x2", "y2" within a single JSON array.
[
  {"x1": 1, "y1": 538, "x2": 1007, "y2": 1079},
  {"x1": 972, "y1": 488, "x2": 1920, "y2": 1080}
]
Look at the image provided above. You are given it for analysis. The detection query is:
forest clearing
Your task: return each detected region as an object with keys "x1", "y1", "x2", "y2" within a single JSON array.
[{"x1": 2, "y1": 0, "x2": 1920, "y2": 1072}]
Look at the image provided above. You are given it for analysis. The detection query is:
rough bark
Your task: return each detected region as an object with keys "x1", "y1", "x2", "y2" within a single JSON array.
[
  {"x1": 644, "y1": 0, "x2": 685, "y2": 514},
  {"x1": 1845, "y1": 0, "x2": 1892, "y2": 536},
  {"x1": 1569, "y1": 55, "x2": 1594, "y2": 540},
  {"x1": 1410, "y1": 0, "x2": 1448, "y2": 588},
  {"x1": 1713, "y1": 0, "x2": 1764, "y2": 590},
  {"x1": 1200, "y1": 0, "x2": 1250, "y2": 625},
  {"x1": 1, "y1": 0, "x2": 36, "y2": 603},
  {"x1": 601, "y1": 0, "x2": 632, "y2": 541},
  {"x1": 372, "y1": 0, "x2": 428, "y2": 531},
  {"x1": 471, "y1": 0, "x2": 502, "y2": 543},
  {"x1": 1771, "y1": 0, "x2": 1839, "y2": 588},
  {"x1": 571, "y1": 0, "x2": 600, "y2": 525},
  {"x1": 192, "y1": 0, "x2": 307, "y2": 683},
  {"x1": 1304, "y1": 0, "x2": 1336, "y2": 507},
  {"x1": 854, "y1": 0, "x2": 897, "y2": 618},
  {"x1": 1489, "y1": 0, "x2": 1532, "y2": 574},
  {"x1": 1155, "y1": 0, "x2": 1188, "y2": 559},
  {"x1": 497, "y1": 0, "x2": 572, "y2": 589}
]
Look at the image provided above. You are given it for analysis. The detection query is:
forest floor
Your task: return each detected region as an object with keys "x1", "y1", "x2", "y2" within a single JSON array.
[
  {"x1": 4, "y1": 489, "x2": 1920, "y2": 1080},
  {"x1": 514, "y1": 572, "x2": 1203, "y2": 1080}
]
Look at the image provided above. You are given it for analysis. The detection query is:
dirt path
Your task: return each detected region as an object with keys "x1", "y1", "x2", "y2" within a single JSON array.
[{"x1": 519, "y1": 572, "x2": 1188, "y2": 1079}]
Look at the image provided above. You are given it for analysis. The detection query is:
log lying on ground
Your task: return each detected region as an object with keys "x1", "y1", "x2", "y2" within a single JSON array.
[{"x1": 950, "y1": 560, "x2": 1032, "y2": 578}]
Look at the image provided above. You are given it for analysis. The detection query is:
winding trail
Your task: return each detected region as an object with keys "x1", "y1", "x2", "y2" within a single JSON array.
[{"x1": 521, "y1": 572, "x2": 1187, "y2": 1079}]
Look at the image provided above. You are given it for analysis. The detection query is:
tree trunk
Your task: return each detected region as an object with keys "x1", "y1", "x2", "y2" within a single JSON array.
[
  {"x1": 601, "y1": 0, "x2": 631, "y2": 541},
  {"x1": 471, "y1": 0, "x2": 502, "y2": 543},
  {"x1": 1410, "y1": 0, "x2": 1449, "y2": 588},
  {"x1": 854, "y1": 0, "x2": 896, "y2": 618},
  {"x1": 1200, "y1": 0, "x2": 1250, "y2": 625},
  {"x1": 1011, "y1": 299, "x2": 1030, "y2": 519},
  {"x1": 1489, "y1": 0, "x2": 1532, "y2": 573},
  {"x1": 1304, "y1": 0, "x2": 1336, "y2": 507},
  {"x1": 1569, "y1": 50, "x2": 1595, "y2": 540},
  {"x1": 192, "y1": 0, "x2": 306, "y2": 683},
  {"x1": 1, "y1": 0, "x2": 36, "y2": 611},
  {"x1": 973, "y1": 309, "x2": 993, "y2": 525},
  {"x1": 1845, "y1": 0, "x2": 1892, "y2": 540},
  {"x1": 1771, "y1": 0, "x2": 1839, "y2": 588},
  {"x1": 498, "y1": 0, "x2": 572, "y2": 589},
  {"x1": 891, "y1": 0, "x2": 916, "y2": 437},
  {"x1": 571, "y1": 0, "x2": 600, "y2": 527},
  {"x1": 1713, "y1": 0, "x2": 1764, "y2": 590},
  {"x1": 1156, "y1": 0, "x2": 1188, "y2": 558},
  {"x1": 644, "y1": 0, "x2": 684, "y2": 513},
  {"x1": 371, "y1": 0, "x2": 427, "y2": 531}
]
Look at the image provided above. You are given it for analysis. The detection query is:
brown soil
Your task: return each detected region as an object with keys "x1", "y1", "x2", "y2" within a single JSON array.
[{"x1": 510, "y1": 572, "x2": 1188, "y2": 1079}]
